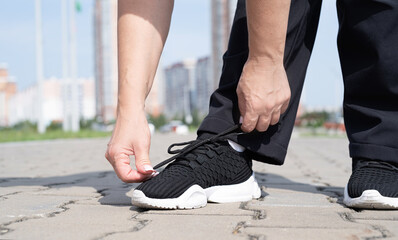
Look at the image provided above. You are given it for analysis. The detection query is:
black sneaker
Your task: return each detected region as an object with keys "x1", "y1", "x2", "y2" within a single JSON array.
[
  {"x1": 344, "y1": 158, "x2": 398, "y2": 209},
  {"x1": 131, "y1": 125, "x2": 261, "y2": 209}
]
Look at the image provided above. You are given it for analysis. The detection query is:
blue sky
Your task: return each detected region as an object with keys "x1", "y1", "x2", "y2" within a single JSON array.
[
  {"x1": 0, "y1": 0, "x2": 343, "y2": 109},
  {"x1": 0, "y1": 0, "x2": 94, "y2": 88}
]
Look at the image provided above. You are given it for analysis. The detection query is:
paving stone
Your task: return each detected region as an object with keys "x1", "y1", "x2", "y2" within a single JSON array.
[
  {"x1": 349, "y1": 210, "x2": 398, "y2": 221},
  {"x1": 242, "y1": 226, "x2": 379, "y2": 240},
  {"x1": 0, "y1": 193, "x2": 87, "y2": 225},
  {"x1": 3, "y1": 204, "x2": 137, "y2": 240},
  {"x1": 249, "y1": 185, "x2": 337, "y2": 207},
  {"x1": 141, "y1": 201, "x2": 252, "y2": 217},
  {"x1": 0, "y1": 186, "x2": 48, "y2": 196},
  {"x1": 354, "y1": 220, "x2": 398, "y2": 238},
  {"x1": 102, "y1": 214, "x2": 250, "y2": 240},
  {"x1": 244, "y1": 206, "x2": 359, "y2": 228},
  {"x1": 32, "y1": 186, "x2": 101, "y2": 197}
]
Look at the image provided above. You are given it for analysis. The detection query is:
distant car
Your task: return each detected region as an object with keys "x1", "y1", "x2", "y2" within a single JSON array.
[{"x1": 159, "y1": 120, "x2": 189, "y2": 135}]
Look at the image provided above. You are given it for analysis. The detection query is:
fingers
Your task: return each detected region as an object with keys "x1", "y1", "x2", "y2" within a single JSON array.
[
  {"x1": 280, "y1": 99, "x2": 289, "y2": 114},
  {"x1": 242, "y1": 110, "x2": 281, "y2": 133},
  {"x1": 108, "y1": 153, "x2": 152, "y2": 183},
  {"x1": 270, "y1": 110, "x2": 281, "y2": 126},
  {"x1": 105, "y1": 144, "x2": 155, "y2": 183},
  {"x1": 114, "y1": 159, "x2": 151, "y2": 183},
  {"x1": 255, "y1": 115, "x2": 270, "y2": 132},
  {"x1": 134, "y1": 143, "x2": 157, "y2": 176},
  {"x1": 241, "y1": 113, "x2": 257, "y2": 132}
]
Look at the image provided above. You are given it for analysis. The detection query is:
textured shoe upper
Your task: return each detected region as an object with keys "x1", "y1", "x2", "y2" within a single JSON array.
[
  {"x1": 136, "y1": 126, "x2": 253, "y2": 199},
  {"x1": 347, "y1": 158, "x2": 398, "y2": 198}
]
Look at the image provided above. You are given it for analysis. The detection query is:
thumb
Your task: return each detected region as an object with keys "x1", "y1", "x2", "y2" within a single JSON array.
[{"x1": 134, "y1": 144, "x2": 155, "y2": 175}]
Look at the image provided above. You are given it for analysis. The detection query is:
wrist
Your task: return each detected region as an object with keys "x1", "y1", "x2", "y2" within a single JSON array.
[
  {"x1": 116, "y1": 103, "x2": 145, "y2": 119},
  {"x1": 117, "y1": 82, "x2": 147, "y2": 115},
  {"x1": 247, "y1": 54, "x2": 284, "y2": 66}
]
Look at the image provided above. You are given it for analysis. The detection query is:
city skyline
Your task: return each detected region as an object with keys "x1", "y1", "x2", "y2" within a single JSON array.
[{"x1": 0, "y1": 0, "x2": 343, "y2": 109}]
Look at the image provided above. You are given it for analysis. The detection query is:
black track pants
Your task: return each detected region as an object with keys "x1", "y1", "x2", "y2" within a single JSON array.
[{"x1": 197, "y1": 0, "x2": 398, "y2": 165}]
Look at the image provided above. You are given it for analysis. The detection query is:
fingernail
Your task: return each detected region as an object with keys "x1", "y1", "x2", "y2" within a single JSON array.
[
  {"x1": 143, "y1": 165, "x2": 154, "y2": 173},
  {"x1": 151, "y1": 171, "x2": 159, "y2": 177},
  {"x1": 239, "y1": 116, "x2": 243, "y2": 124}
]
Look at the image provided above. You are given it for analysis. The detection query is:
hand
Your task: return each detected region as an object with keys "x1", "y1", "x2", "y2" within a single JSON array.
[
  {"x1": 237, "y1": 57, "x2": 291, "y2": 132},
  {"x1": 105, "y1": 109, "x2": 156, "y2": 183}
]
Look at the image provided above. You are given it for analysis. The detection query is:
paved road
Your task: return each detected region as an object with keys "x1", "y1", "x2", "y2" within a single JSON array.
[{"x1": 1, "y1": 133, "x2": 397, "y2": 240}]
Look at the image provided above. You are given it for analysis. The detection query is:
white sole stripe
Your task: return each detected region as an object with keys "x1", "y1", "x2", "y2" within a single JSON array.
[
  {"x1": 343, "y1": 185, "x2": 398, "y2": 209},
  {"x1": 131, "y1": 173, "x2": 261, "y2": 209}
]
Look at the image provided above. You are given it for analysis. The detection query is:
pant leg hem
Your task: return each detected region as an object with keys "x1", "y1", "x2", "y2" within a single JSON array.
[
  {"x1": 198, "y1": 117, "x2": 287, "y2": 165},
  {"x1": 350, "y1": 143, "x2": 398, "y2": 164}
]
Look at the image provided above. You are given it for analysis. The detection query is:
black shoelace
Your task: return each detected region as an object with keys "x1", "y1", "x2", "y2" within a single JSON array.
[{"x1": 153, "y1": 124, "x2": 243, "y2": 169}]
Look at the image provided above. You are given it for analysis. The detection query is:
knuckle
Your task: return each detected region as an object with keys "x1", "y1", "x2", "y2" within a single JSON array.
[
  {"x1": 137, "y1": 158, "x2": 151, "y2": 166},
  {"x1": 265, "y1": 102, "x2": 275, "y2": 111},
  {"x1": 107, "y1": 146, "x2": 117, "y2": 156},
  {"x1": 242, "y1": 123, "x2": 255, "y2": 133},
  {"x1": 284, "y1": 93, "x2": 291, "y2": 102},
  {"x1": 236, "y1": 87, "x2": 242, "y2": 95}
]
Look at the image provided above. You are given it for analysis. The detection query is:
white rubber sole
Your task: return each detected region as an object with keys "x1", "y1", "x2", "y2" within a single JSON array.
[
  {"x1": 343, "y1": 185, "x2": 398, "y2": 209},
  {"x1": 131, "y1": 173, "x2": 261, "y2": 209}
]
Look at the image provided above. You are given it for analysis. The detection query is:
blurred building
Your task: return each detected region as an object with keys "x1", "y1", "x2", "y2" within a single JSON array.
[
  {"x1": 164, "y1": 57, "x2": 214, "y2": 119},
  {"x1": 195, "y1": 56, "x2": 212, "y2": 116},
  {"x1": 145, "y1": 66, "x2": 165, "y2": 117},
  {"x1": 94, "y1": 0, "x2": 118, "y2": 123},
  {"x1": 8, "y1": 77, "x2": 95, "y2": 127},
  {"x1": 211, "y1": 0, "x2": 237, "y2": 90},
  {"x1": 0, "y1": 65, "x2": 17, "y2": 127},
  {"x1": 164, "y1": 59, "x2": 196, "y2": 119}
]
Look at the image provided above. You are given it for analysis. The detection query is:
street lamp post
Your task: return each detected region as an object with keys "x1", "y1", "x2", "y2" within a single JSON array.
[
  {"x1": 35, "y1": 0, "x2": 46, "y2": 133},
  {"x1": 62, "y1": 0, "x2": 71, "y2": 132}
]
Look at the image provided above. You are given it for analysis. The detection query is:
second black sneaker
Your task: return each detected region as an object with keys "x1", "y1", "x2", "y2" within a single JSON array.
[
  {"x1": 344, "y1": 158, "x2": 398, "y2": 209},
  {"x1": 131, "y1": 125, "x2": 261, "y2": 209}
]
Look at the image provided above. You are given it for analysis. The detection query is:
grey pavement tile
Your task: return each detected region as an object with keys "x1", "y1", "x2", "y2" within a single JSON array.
[
  {"x1": 32, "y1": 186, "x2": 102, "y2": 198},
  {"x1": 140, "y1": 201, "x2": 252, "y2": 217},
  {"x1": 244, "y1": 206, "x2": 355, "y2": 228},
  {"x1": 0, "y1": 193, "x2": 88, "y2": 225},
  {"x1": 0, "y1": 139, "x2": 110, "y2": 178},
  {"x1": 254, "y1": 170, "x2": 317, "y2": 185},
  {"x1": 2, "y1": 204, "x2": 137, "y2": 240},
  {"x1": 349, "y1": 210, "x2": 398, "y2": 221},
  {"x1": 101, "y1": 214, "x2": 251, "y2": 240},
  {"x1": 242, "y1": 226, "x2": 379, "y2": 240},
  {"x1": 0, "y1": 186, "x2": 48, "y2": 196},
  {"x1": 249, "y1": 184, "x2": 340, "y2": 207},
  {"x1": 354, "y1": 220, "x2": 398, "y2": 239},
  {"x1": 0, "y1": 171, "x2": 127, "y2": 196}
]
